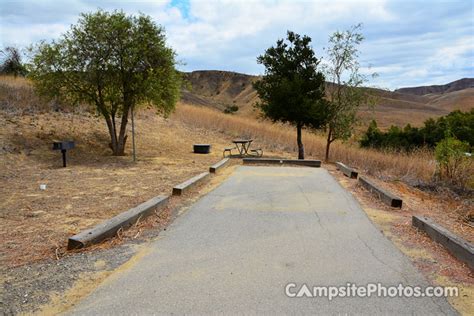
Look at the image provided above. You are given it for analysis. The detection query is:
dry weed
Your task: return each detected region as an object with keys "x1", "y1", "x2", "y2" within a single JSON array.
[{"x1": 173, "y1": 103, "x2": 437, "y2": 183}]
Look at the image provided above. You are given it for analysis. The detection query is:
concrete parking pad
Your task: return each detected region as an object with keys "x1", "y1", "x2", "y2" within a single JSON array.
[{"x1": 70, "y1": 166, "x2": 456, "y2": 315}]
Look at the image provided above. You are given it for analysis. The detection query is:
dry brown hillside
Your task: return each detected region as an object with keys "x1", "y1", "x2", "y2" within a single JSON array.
[
  {"x1": 395, "y1": 78, "x2": 474, "y2": 95},
  {"x1": 182, "y1": 71, "x2": 259, "y2": 116},
  {"x1": 395, "y1": 78, "x2": 474, "y2": 113},
  {"x1": 182, "y1": 71, "x2": 473, "y2": 129},
  {"x1": 424, "y1": 87, "x2": 474, "y2": 112},
  {"x1": 1, "y1": 75, "x2": 472, "y2": 270}
]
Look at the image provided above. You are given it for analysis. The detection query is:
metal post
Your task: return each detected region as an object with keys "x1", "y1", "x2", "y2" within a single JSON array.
[
  {"x1": 131, "y1": 106, "x2": 136, "y2": 162},
  {"x1": 61, "y1": 149, "x2": 67, "y2": 167}
]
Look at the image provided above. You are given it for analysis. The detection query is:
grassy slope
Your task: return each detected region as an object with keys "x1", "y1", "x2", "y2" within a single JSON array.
[
  {"x1": 182, "y1": 70, "x2": 473, "y2": 129},
  {"x1": 0, "y1": 109, "x2": 240, "y2": 267},
  {"x1": 0, "y1": 75, "x2": 472, "y2": 269},
  {"x1": 182, "y1": 70, "x2": 260, "y2": 116},
  {"x1": 425, "y1": 88, "x2": 474, "y2": 112}
]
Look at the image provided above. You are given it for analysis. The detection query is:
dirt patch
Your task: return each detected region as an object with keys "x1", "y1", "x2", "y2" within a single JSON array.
[
  {"x1": 1, "y1": 160, "x2": 239, "y2": 315},
  {"x1": 0, "y1": 109, "x2": 245, "y2": 268},
  {"x1": 327, "y1": 164, "x2": 473, "y2": 315},
  {"x1": 362, "y1": 172, "x2": 472, "y2": 243}
]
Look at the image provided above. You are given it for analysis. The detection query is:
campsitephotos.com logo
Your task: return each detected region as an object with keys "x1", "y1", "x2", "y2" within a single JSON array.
[{"x1": 285, "y1": 283, "x2": 459, "y2": 300}]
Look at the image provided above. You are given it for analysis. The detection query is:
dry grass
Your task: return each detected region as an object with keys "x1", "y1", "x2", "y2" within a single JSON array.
[
  {"x1": 174, "y1": 103, "x2": 473, "y2": 222},
  {"x1": 0, "y1": 75, "x2": 85, "y2": 113},
  {"x1": 0, "y1": 109, "x2": 238, "y2": 268},
  {"x1": 0, "y1": 75, "x2": 46, "y2": 113},
  {"x1": 181, "y1": 71, "x2": 460, "y2": 129},
  {"x1": 358, "y1": 107, "x2": 445, "y2": 129},
  {"x1": 1, "y1": 75, "x2": 471, "y2": 268},
  {"x1": 174, "y1": 103, "x2": 437, "y2": 183},
  {"x1": 427, "y1": 88, "x2": 474, "y2": 112}
]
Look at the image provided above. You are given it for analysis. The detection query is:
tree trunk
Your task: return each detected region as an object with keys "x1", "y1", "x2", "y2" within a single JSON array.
[
  {"x1": 297, "y1": 123, "x2": 304, "y2": 160},
  {"x1": 100, "y1": 111, "x2": 130, "y2": 156},
  {"x1": 325, "y1": 126, "x2": 332, "y2": 162},
  {"x1": 131, "y1": 105, "x2": 136, "y2": 162},
  {"x1": 104, "y1": 115, "x2": 118, "y2": 153},
  {"x1": 115, "y1": 106, "x2": 129, "y2": 156}
]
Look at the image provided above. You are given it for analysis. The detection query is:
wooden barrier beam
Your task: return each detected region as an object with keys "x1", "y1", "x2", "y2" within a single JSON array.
[
  {"x1": 412, "y1": 216, "x2": 474, "y2": 270},
  {"x1": 210, "y1": 158, "x2": 230, "y2": 173},
  {"x1": 172, "y1": 172, "x2": 210, "y2": 196},
  {"x1": 335, "y1": 162, "x2": 358, "y2": 179},
  {"x1": 68, "y1": 195, "x2": 169, "y2": 250},
  {"x1": 358, "y1": 176, "x2": 402, "y2": 208},
  {"x1": 243, "y1": 158, "x2": 321, "y2": 167}
]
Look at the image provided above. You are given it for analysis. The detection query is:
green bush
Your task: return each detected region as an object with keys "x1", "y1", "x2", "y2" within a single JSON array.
[
  {"x1": 0, "y1": 47, "x2": 27, "y2": 77},
  {"x1": 360, "y1": 109, "x2": 474, "y2": 151},
  {"x1": 435, "y1": 136, "x2": 472, "y2": 188},
  {"x1": 224, "y1": 105, "x2": 239, "y2": 114}
]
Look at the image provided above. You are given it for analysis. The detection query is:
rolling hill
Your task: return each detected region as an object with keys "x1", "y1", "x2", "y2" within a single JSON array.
[
  {"x1": 395, "y1": 78, "x2": 474, "y2": 113},
  {"x1": 181, "y1": 71, "x2": 473, "y2": 128},
  {"x1": 181, "y1": 71, "x2": 259, "y2": 116},
  {"x1": 395, "y1": 78, "x2": 474, "y2": 95}
]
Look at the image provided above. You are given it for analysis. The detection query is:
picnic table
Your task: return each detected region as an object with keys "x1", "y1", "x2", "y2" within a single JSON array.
[
  {"x1": 233, "y1": 139, "x2": 253, "y2": 156},
  {"x1": 223, "y1": 139, "x2": 262, "y2": 157}
]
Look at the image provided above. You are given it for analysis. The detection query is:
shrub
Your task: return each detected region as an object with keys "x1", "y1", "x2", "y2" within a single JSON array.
[
  {"x1": 435, "y1": 136, "x2": 473, "y2": 188},
  {"x1": 360, "y1": 109, "x2": 474, "y2": 151},
  {"x1": 224, "y1": 105, "x2": 239, "y2": 114},
  {"x1": 0, "y1": 47, "x2": 27, "y2": 77}
]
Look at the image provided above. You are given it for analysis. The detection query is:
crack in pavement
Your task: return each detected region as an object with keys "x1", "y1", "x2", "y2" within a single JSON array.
[
  {"x1": 356, "y1": 233, "x2": 410, "y2": 284},
  {"x1": 292, "y1": 178, "x2": 333, "y2": 239}
]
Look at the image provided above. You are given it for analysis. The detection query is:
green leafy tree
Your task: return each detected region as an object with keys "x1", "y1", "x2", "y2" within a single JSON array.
[
  {"x1": 360, "y1": 109, "x2": 474, "y2": 151},
  {"x1": 253, "y1": 31, "x2": 328, "y2": 159},
  {"x1": 28, "y1": 10, "x2": 181, "y2": 156},
  {"x1": 0, "y1": 46, "x2": 27, "y2": 76},
  {"x1": 443, "y1": 109, "x2": 474, "y2": 146},
  {"x1": 324, "y1": 24, "x2": 373, "y2": 161},
  {"x1": 360, "y1": 119, "x2": 382, "y2": 148}
]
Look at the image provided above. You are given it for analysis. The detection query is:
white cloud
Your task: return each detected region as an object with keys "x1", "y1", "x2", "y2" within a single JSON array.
[
  {"x1": 429, "y1": 36, "x2": 474, "y2": 68},
  {"x1": 157, "y1": 0, "x2": 398, "y2": 67},
  {"x1": 0, "y1": 0, "x2": 472, "y2": 89},
  {"x1": 0, "y1": 23, "x2": 69, "y2": 47}
]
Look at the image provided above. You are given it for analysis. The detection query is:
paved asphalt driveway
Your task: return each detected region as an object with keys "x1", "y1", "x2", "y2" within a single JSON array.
[{"x1": 70, "y1": 166, "x2": 456, "y2": 315}]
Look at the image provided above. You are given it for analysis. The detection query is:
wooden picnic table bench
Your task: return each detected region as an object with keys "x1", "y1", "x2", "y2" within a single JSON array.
[
  {"x1": 223, "y1": 139, "x2": 263, "y2": 157},
  {"x1": 233, "y1": 139, "x2": 253, "y2": 156}
]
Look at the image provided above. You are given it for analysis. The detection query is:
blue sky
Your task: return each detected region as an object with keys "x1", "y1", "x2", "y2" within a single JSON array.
[{"x1": 0, "y1": 0, "x2": 472, "y2": 90}]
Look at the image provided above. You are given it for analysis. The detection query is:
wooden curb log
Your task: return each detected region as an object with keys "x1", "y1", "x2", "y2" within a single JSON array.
[
  {"x1": 358, "y1": 176, "x2": 403, "y2": 208},
  {"x1": 68, "y1": 195, "x2": 169, "y2": 250},
  {"x1": 173, "y1": 172, "x2": 210, "y2": 196},
  {"x1": 412, "y1": 216, "x2": 474, "y2": 270},
  {"x1": 243, "y1": 158, "x2": 321, "y2": 167},
  {"x1": 335, "y1": 162, "x2": 358, "y2": 179},
  {"x1": 210, "y1": 158, "x2": 230, "y2": 173}
]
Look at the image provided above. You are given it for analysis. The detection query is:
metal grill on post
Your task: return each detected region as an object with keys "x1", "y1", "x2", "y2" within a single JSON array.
[{"x1": 52, "y1": 141, "x2": 75, "y2": 167}]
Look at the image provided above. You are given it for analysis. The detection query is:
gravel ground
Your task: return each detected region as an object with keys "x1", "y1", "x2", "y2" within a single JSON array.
[
  {"x1": 1, "y1": 203, "x2": 178, "y2": 315},
  {"x1": 1, "y1": 242, "x2": 136, "y2": 315}
]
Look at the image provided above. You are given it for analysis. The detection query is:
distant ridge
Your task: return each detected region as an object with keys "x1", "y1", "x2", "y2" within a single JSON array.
[
  {"x1": 180, "y1": 70, "x2": 473, "y2": 128},
  {"x1": 395, "y1": 78, "x2": 474, "y2": 96}
]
